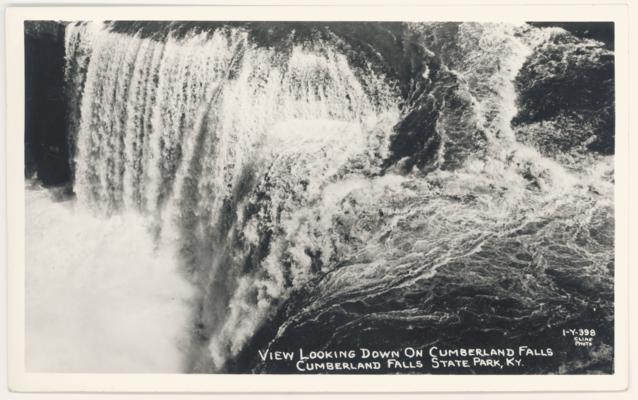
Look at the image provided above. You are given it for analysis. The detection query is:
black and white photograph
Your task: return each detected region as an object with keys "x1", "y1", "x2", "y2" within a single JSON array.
[{"x1": 6, "y1": 4, "x2": 631, "y2": 392}]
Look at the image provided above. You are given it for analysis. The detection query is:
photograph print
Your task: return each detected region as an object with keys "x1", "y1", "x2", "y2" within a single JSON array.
[{"x1": 24, "y1": 19, "x2": 615, "y2": 375}]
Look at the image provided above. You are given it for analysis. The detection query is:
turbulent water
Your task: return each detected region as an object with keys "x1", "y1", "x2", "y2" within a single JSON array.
[{"x1": 30, "y1": 21, "x2": 614, "y2": 374}]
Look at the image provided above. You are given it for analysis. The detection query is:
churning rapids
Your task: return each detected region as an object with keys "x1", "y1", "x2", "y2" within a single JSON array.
[{"x1": 26, "y1": 21, "x2": 614, "y2": 374}]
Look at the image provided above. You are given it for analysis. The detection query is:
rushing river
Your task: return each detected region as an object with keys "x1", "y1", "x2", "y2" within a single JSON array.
[{"x1": 26, "y1": 21, "x2": 614, "y2": 374}]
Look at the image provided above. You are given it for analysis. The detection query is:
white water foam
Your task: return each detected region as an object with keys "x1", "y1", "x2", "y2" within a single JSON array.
[
  {"x1": 41, "y1": 21, "x2": 613, "y2": 373},
  {"x1": 26, "y1": 187, "x2": 194, "y2": 372}
]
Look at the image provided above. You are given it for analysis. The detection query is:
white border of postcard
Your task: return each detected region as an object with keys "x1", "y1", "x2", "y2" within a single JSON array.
[{"x1": 5, "y1": 2, "x2": 631, "y2": 393}]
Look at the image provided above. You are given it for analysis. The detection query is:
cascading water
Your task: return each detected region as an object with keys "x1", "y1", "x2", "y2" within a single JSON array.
[
  {"x1": 64, "y1": 20, "x2": 401, "y2": 371},
  {"x1": 27, "y1": 20, "x2": 613, "y2": 374}
]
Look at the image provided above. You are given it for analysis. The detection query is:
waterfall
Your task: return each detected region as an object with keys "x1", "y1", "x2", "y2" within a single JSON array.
[
  {"x1": 59, "y1": 21, "x2": 614, "y2": 373},
  {"x1": 66, "y1": 21, "x2": 400, "y2": 371}
]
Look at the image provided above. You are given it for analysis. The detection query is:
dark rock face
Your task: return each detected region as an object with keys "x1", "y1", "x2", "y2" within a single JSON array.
[
  {"x1": 513, "y1": 24, "x2": 614, "y2": 160},
  {"x1": 384, "y1": 23, "x2": 490, "y2": 173},
  {"x1": 25, "y1": 21, "x2": 70, "y2": 185}
]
